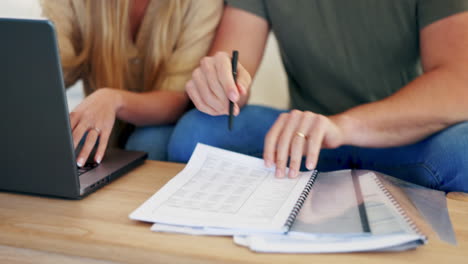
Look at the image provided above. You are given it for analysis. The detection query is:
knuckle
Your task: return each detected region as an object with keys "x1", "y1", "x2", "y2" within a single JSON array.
[
  {"x1": 214, "y1": 51, "x2": 228, "y2": 59},
  {"x1": 198, "y1": 105, "x2": 210, "y2": 114},
  {"x1": 215, "y1": 109, "x2": 226, "y2": 116},
  {"x1": 206, "y1": 109, "x2": 218, "y2": 116},
  {"x1": 303, "y1": 111, "x2": 314, "y2": 119},
  {"x1": 289, "y1": 160, "x2": 301, "y2": 169},
  {"x1": 192, "y1": 68, "x2": 201, "y2": 79},
  {"x1": 200, "y1": 56, "x2": 209, "y2": 65},
  {"x1": 276, "y1": 142, "x2": 289, "y2": 154},
  {"x1": 73, "y1": 130, "x2": 82, "y2": 139},
  {"x1": 279, "y1": 113, "x2": 289, "y2": 120},
  {"x1": 185, "y1": 80, "x2": 195, "y2": 91},
  {"x1": 206, "y1": 101, "x2": 218, "y2": 112},
  {"x1": 290, "y1": 109, "x2": 303, "y2": 117},
  {"x1": 265, "y1": 131, "x2": 275, "y2": 143},
  {"x1": 315, "y1": 114, "x2": 327, "y2": 127},
  {"x1": 276, "y1": 159, "x2": 287, "y2": 166},
  {"x1": 200, "y1": 57, "x2": 212, "y2": 68},
  {"x1": 200, "y1": 57, "x2": 210, "y2": 72},
  {"x1": 192, "y1": 100, "x2": 202, "y2": 109},
  {"x1": 87, "y1": 133, "x2": 96, "y2": 142}
]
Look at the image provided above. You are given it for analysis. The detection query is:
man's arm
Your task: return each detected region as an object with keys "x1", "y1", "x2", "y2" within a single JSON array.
[
  {"x1": 210, "y1": 6, "x2": 270, "y2": 77},
  {"x1": 186, "y1": 6, "x2": 270, "y2": 116},
  {"x1": 334, "y1": 12, "x2": 468, "y2": 147},
  {"x1": 264, "y1": 12, "x2": 468, "y2": 178}
]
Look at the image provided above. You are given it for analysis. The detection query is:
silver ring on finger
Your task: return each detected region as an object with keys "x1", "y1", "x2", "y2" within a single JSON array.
[{"x1": 89, "y1": 126, "x2": 101, "y2": 135}]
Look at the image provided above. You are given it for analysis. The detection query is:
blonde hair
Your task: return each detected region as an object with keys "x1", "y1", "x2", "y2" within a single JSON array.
[{"x1": 61, "y1": 0, "x2": 188, "y2": 92}]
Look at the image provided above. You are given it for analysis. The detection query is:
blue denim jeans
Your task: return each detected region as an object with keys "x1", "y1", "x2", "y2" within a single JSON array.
[
  {"x1": 125, "y1": 125, "x2": 174, "y2": 161},
  {"x1": 169, "y1": 105, "x2": 468, "y2": 193}
]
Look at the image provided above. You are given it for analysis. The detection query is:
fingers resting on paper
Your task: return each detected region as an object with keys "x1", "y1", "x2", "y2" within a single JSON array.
[{"x1": 264, "y1": 110, "x2": 345, "y2": 179}]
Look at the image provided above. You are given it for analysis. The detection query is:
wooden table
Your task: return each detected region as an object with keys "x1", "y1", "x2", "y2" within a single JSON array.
[{"x1": 1, "y1": 161, "x2": 467, "y2": 264}]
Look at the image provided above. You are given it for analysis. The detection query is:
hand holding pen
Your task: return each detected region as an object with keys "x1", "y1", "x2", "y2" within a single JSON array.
[{"x1": 185, "y1": 51, "x2": 252, "y2": 119}]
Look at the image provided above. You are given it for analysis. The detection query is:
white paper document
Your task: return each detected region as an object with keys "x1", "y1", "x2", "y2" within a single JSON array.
[{"x1": 130, "y1": 144, "x2": 314, "y2": 234}]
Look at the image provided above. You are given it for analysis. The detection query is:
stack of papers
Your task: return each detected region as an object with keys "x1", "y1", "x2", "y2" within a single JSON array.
[{"x1": 130, "y1": 144, "x2": 454, "y2": 253}]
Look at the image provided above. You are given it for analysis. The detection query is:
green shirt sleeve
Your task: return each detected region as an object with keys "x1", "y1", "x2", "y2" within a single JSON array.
[
  {"x1": 418, "y1": 0, "x2": 468, "y2": 30},
  {"x1": 225, "y1": 0, "x2": 269, "y2": 22}
]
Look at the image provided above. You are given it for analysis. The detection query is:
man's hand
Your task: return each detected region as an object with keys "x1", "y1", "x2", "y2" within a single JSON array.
[
  {"x1": 264, "y1": 110, "x2": 345, "y2": 179},
  {"x1": 185, "y1": 51, "x2": 252, "y2": 116},
  {"x1": 70, "y1": 88, "x2": 122, "y2": 166}
]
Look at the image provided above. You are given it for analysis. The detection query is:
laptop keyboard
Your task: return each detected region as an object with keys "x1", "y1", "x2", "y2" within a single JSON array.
[{"x1": 77, "y1": 162, "x2": 99, "y2": 176}]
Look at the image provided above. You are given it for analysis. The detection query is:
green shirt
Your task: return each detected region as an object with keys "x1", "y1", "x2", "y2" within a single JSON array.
[{"x1": 226, "y1": 0, "x2": 468, "y2": 115}]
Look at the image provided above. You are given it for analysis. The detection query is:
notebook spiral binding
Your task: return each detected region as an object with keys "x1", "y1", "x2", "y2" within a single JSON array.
[
  {"x1": 372, "y1": 174, "x2": 426, "y2": 239},
  {"x1": 284, "y1": 170, "x2": 319, "y2": 230}
]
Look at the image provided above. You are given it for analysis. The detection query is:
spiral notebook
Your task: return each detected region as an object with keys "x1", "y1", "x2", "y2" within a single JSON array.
[
  {"x1": 130, "y1": 144, "x2": 427, "y2": 251},
  {"x1": 233, "y1": 170, "x2": 428, "y2": 253}
]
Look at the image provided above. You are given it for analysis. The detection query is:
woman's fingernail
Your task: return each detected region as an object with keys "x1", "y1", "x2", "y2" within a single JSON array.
[
  {"x1": 96, "y1": 156, "x2": 102, "y2": 164},
  {"x1": 306, "y1": 162, "x2": 314, "y2": 170},
  {"x1": 77, "y1": 158, "x2": 85, "y2": 167},
  {"x1": 265, "y1": 160, "x2": 272, "y2": 168}
]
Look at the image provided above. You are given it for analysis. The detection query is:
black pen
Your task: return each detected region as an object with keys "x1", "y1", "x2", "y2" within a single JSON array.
[{"x1": 229, "y1": 50, "x2": 238, "y2": 131}]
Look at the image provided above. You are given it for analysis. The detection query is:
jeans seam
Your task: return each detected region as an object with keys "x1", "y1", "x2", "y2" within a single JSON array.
[{"x1": 418, "y1": 161, "x2": 442, "y2": 186}]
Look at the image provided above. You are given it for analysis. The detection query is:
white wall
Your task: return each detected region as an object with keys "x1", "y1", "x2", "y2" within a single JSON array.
[
  {"x1": 1, "y1": 0, "x2": 289, "y2": 110},
  {"x1": 0, "y1": 0, "x2": 42, "y2": 18},
  {"x1": 250, "y1": 34, "x2": 289, "y2": 109}
]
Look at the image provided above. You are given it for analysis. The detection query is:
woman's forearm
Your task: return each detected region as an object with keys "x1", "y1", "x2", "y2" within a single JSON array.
[{"x1": 113, "y1": 89, "x2": 190, "y2": 126}]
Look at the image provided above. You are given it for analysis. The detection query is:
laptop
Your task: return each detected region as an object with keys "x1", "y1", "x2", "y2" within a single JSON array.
[{"x1": 0, "y1": 18, "x2": 148, "y2": 199}]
